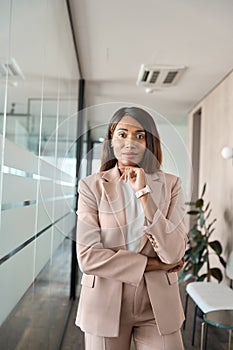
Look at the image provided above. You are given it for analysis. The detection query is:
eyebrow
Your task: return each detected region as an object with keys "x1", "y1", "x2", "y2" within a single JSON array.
[{"x1": 117, "y1": 128, "x2": 145, "y2": 132}]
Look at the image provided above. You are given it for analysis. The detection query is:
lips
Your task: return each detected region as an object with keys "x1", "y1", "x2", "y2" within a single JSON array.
[{"x1": 122, "y1": 152, "x2": 138, "y2": 158}]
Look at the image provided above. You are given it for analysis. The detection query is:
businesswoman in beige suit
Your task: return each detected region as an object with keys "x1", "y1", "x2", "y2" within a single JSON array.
[{"x1": 76, "y1": 106, "x2": 187, "y2": 350}]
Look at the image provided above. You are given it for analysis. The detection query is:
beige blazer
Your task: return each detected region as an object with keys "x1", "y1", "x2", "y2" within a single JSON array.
[{"x1": 76, "y1": 165, "x2": 187, "y2": 337}]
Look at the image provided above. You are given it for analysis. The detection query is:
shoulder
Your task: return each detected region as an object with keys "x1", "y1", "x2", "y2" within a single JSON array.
[
  {"x1": 79, "y1": 172, "x2": 102, "y2": 185},
  {"x1": 78, "y1": 172, "x2": 102, "y2": 192},
  {"x1": 164, "y1": 172, "x2": 180, "y2": 184},
  {"x1": 157, "y1": 171, "x2": 183, "y2": 196},
  {"x1": 157, "y1": 170, "x2": 180, "y2": 185},
  {"x1": 78, "y1": 170, "x2": 110, "y2": 195}
]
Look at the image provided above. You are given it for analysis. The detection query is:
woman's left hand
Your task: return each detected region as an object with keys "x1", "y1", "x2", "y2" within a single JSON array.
[
  {"x1": 145, "y1": 256, "x2": 184, "y2": 273},
  {"x1": 119, "y1": 166, "x2": 146, "y2": 192},
  {"x1": 167, "y1": 257, "x2": 184, "y2": 273}
]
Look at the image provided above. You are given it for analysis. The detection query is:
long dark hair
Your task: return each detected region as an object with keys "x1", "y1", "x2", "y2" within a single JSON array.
[{"x1": 100, "y1": 107, "x2": 162, "y2": 173}]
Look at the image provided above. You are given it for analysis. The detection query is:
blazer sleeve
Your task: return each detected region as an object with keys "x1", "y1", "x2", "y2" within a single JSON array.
[
  {"x1": 76, "y1": 178, "x2": 147, "y2": 286},
  {"x1": 144, "y1": 176, "x2": 187, "y2": 264}
]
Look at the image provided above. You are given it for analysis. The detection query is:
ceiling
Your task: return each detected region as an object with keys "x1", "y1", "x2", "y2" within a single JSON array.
[
  {"x1": 70, "y1": 0, "x2": 233, "y2": 129},
  {"x1": 1, "y1": 0, "x2": 233, "y2": 147}
]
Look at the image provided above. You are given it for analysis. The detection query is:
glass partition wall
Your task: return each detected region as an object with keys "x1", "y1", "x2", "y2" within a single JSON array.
[{"x1": 0, "y1": 0, "x2": 80, "y2": 348}]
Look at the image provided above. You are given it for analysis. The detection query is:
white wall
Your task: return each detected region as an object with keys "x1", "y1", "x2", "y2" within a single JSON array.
[{"x1": 157, "y1": 120, "x2": 189, "y2": 199}]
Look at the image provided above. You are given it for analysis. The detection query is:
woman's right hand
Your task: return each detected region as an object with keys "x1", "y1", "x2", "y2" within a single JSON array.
[{"x1": 145, "y1": 257, "x2": 184, "y2": 273}]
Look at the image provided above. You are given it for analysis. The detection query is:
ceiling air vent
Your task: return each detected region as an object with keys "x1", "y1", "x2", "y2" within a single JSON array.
[
  {"x1": 0, "y1": 58, "x2": 25, "y2": 80},
  {"x1": 136, "y1": 64, "x2": 186, "y2": 89}
]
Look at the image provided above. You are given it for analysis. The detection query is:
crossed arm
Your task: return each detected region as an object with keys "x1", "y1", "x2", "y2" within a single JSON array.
[{"x1": 76, "y1": 175, "x2": 186, "y2": 286}]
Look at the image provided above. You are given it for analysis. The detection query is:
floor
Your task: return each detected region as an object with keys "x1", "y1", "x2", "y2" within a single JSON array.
[
  {"x1": 0, "y1": 239, "x2": 231, "y2": 350},
  {"x1": 0, "y1": 238, "x2": 73, "y2": 350}
]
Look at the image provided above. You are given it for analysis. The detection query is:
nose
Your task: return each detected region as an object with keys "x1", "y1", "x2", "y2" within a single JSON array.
[{"x1": 124, "y1": 137, "x2": 136, "y2": 148}]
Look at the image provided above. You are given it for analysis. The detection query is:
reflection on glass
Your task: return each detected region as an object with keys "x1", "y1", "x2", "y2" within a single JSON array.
[{"x1": 0, "y1": 0, "x2": 80, "y2": 348}]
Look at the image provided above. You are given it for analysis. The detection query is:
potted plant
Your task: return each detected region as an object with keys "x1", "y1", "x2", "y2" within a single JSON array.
[{"x1": 179, "y1": 183, "x2": 226, "y2": 283}]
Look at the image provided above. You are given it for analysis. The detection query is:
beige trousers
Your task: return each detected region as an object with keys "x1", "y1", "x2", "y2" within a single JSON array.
[{"x1": 85, "y1": 277, "x2": 184, "y2": 350}]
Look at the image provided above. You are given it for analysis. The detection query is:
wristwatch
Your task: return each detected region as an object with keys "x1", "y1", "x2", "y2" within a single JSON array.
[{"x1": 135, "y1": 185, "x2": 151, "y2": 199}]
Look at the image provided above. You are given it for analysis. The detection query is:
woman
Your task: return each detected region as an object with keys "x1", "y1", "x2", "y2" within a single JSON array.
[{"x1": 76, "y1": 106, "x2": 187, "y2": 350}]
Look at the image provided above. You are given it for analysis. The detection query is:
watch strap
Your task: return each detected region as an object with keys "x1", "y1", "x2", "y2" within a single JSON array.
[{"x1": 135, "y1": 185, "x2": 151, "y2": 198}]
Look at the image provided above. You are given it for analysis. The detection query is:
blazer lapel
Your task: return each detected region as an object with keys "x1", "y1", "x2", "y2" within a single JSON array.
[{"x1": 101, "y1": 165, "x2": 127, "y2": 245}]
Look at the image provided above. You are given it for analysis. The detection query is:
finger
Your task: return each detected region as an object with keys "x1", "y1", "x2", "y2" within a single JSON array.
[
  {"x1": 119, "y1": 167, "x2": 136, "y2": 182},
  {"x1": 119, "y1": 173, "x2": 126, "y2": 181},
  {"x1": 119, "y1": 168, "x2": 130, "y2": 181},
  {"x1": 168, "y1": 262, "x2": 183, "y2": 273},
  {"x1": 161, "y1": 262, "x2": 178, "y2": 271}
]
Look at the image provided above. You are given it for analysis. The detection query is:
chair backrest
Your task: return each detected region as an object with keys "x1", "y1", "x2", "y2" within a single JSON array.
[{"x1": 226, "y1": 251, "x2": 233, "y2": 285}]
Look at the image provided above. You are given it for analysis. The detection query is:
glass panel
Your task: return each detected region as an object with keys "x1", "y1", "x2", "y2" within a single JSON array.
[
  {"x1": 0, "y1": 0, "x2": 80, "y2": 348},
  {"x1": 0, "y1": 0, "x2": 12, "y2": 136}
]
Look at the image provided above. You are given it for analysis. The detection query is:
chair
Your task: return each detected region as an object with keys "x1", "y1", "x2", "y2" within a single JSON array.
[{"x1": 183, "y1": 251, "x2": 233, "y2": 347}]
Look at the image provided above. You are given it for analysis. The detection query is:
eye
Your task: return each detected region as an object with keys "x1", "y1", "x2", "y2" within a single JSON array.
[
  {"x1": 118, "y1": 132, "x2": 127, "y2": 138},
  {"x1": 136, "y1": 134, "x2": 145, "y2": 140}
]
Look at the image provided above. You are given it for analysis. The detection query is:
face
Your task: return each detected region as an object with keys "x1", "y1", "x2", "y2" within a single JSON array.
[{"x1": 111, "y1": 115, "x2": 146, "y2": 168}]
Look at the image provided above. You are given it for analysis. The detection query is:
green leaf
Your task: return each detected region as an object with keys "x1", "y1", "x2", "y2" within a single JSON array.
[
  {"x1": 218, "y1": 255, "x2": 227, "y2": 268},
  {"x1": 200, "y1": 213, "x2": 205, "y2": 228},
  {"x1": 184, "y1": 262, "x2": 193, "y2": 271},
  {"x1": 201, "y1": 183, "x2": 206, "y2": 197},
  {"x1": 184, "y1": 248, "x2": 192, "y2": 259},
  {"x1": 195, "y1": 199, "x2": 204, "y2": 208},
  {"x1": 190, "y1": 227, "x2": 202, "y2": 238},
  {"x1": 184, "y1": 247, "x2": 192, "y2": 254},
  {"x1": 209, "y1": 240, "x2": 222, "y2": 255},
  {"x1": 182, "y1": 262, "x2": 190, "y2": 271},
  {"x1": 210, "y1": 268, "x2": 223, "y2": 282},
  {"x1": 193, "y1": 261, "x2": 205, "y2": 275},
  {"x1": 197, "y1": 273, "x2": 207, "y2": 281},
  {"x1": 187, "y1": 210, "x2": 200, "y2": 215},
  {"x1": 189, "y1": 241, "x2": 206, "y2": 263},
  {"x1": 203, "y1": 251, "x2": 209, "y2": 262}
]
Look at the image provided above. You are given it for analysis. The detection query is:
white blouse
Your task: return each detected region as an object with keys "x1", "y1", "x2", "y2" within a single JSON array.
[{"x1": 121, "y1": 181, "x2": 144, "y2": 252}]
